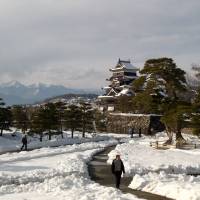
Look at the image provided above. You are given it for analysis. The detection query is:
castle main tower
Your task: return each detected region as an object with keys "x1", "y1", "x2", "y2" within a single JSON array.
[{"x1": 98, "y1": 59, "x2": 139, "y2": 111}]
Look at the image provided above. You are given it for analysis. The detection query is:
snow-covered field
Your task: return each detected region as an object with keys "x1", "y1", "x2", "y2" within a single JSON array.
[
  {"x1": 2, "y1": 129, "x2": 200, "y2": 200},
  {"x1": 0, "y1": 130, "x2": 112, "y2": 153},
  {"x1": 0, "y1": 137, "x2": 142, "y2": 200},
  {"x1": 108, "y1": 133, "x2": 200, "y2": 200}
]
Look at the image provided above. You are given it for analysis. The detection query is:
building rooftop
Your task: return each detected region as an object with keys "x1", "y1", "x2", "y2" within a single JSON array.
[
  {"x1": 118, "y1": 59, "x2": 138, "y2": 70},
  {"x1": 110, "y1": 59, "x2": 138, "y2": 71}
]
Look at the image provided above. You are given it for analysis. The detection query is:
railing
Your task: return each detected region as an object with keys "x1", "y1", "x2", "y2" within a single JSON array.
[
  {"x1": 149, "y1": 141, "x2": 166, "y2": 149},
  {"x1": 150, "y1": 140, "x2": 200, "y2": 149}
]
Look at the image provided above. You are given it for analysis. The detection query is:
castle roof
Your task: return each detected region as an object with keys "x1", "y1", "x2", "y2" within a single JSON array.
[
  {"x1": 118, "y1": 59, "x2": 136, "y2": 69},
  {"x1": 110, "y1": 59, "x2": 138, "y2": 71}
]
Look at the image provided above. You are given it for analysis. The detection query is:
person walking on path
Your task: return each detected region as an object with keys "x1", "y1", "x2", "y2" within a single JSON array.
[
  {"x1": 21, "y1": 135, "x2": 28, "y2": 151},
  {"x1": 111, "y1": 154, "x2": 125, "y2": 189},
  {"x1": 138, "y1": 128, "x2": 142, "y2": 137},
  {"x1": 128, "y1": 127, "x2": 134, "y2": 138}
]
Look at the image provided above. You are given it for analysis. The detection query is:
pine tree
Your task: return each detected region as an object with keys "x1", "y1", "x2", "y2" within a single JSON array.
[
  {"x1": 39, "y1": 103, "x2": 59, "y2": 140},
  {"x1": 0, "y1": 99, "x2": 12, "y2": 136},
  {"x1": 80, "y1": 102, "x2": 94, "y2": 138},
  {"x1": 190, "y1": 66, "x2": 200, "y2": 137},
  {"x1": 94, "y1": 109, "x2": 107, "y2": 132},
  {"x1": 12, "y1": 105, "x2": 30, "y2": 134},
  {"x1": 64, "y1": 105, "x2": 81, "y2": 138},
  {"x1": 55, "y1": 102, "x2": 66, "y2": 138},
  {"x1": 191, "y1": 90, "x2": 200, "y2": 136},
  {"x1": 116, "y1": 96, "x2": 133, "y2": 113},
  {"x1": 132, "y1": 92, "x2": 158, "y2": 114},
  {"x1": 132, "y1": 58, "x2": 188, "y2": 144},
  {"x1": 161, "y1": 101, "x2": 191, "y2": 145},
  {"x1": 140, "y1": 58, "x2": 186, "y2": 99},
  {"x1": 30, "y1": 109, "x2": 44, "y2": 141}
]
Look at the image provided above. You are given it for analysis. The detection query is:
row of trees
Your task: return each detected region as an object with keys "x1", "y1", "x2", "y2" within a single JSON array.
[
  {"x1": 0, "y1": 101, "x2": 106, "y2": 141},
  {"x1": 116, "y1": 58, "x2": 200, "y2": 145},
  {"x1": 0, "y1": 98, "x2": 12, "y2": 136},
  {"x1": 1, "y1": 57, "x2": 200, "y2": 145}
]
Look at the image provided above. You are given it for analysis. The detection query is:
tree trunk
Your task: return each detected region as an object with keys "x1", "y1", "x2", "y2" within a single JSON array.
[
  {"x1": 60, "y1": 123, "x2": 63, "y2": 138},
  {"x1": 48, "y1": 131, "x2": 51, "y2": 140},
  {"x1": 138, "y1": 128, "x2": 142, "y2": 137},
  {"x1": 164, "y1": 126, "x2": 173, "y2": 145},
  {"x1": 60, "y1": 129, "x2": 64, "y2": 139},
  {"x1": 0, "y1": 127, "x2": 3, "y2": 136},
  {"x1": 82, "y1": 124, "x2": 85, "y2": 138},
  {"x1": 176, "y1": 129, "x2": 186, "y2": 147},
  {"x1": 40, "y1": 134, "x2": 43, "y2": 142},
  {"x1": 82, "y1": 131, "x2": 85, "y2": 138},
  {"x1": 71, "y1": 129, "x2": 74, "y2": 138}
]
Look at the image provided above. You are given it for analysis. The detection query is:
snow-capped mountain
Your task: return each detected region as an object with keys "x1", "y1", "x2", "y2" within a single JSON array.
[{"x1": 0, "y1": 81, "x2": 99, "y2": 105}]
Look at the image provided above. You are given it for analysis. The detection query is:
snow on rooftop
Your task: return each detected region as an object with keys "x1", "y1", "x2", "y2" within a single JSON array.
[
  {"x1": 108, "y1": 106, "x2": 114, "y2": 111},
  {"x1": 110, "y1": 59, "x2": 138, "y2": 71},
  {"x1": 103, "y1": 86, "x2": 111, "y2": 89},
  {"x1": 121, "y1": 61, "x2": 138, "y2": 70},
  {"x1": 116, "y1": 88, "x2": 133, "y2": 96},
  {"x1": 98, "y1": 95, "x2": 115, "y2": 99},
  {"x1": 124, "y1": 75, "x2": 137, "y2": 79}
]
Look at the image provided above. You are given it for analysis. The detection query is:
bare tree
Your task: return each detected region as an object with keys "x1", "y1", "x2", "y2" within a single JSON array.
[
  {"x1": 186, "y1": 72, "x2": 200, "y2": 89},
  {"x1": 192, "y1": 63, "x2": 200, "y2": 79}
]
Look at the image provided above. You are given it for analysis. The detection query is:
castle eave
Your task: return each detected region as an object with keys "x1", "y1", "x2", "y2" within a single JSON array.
[{"x1": 98, "y1": 95, "x2": 116, "y2": 99}]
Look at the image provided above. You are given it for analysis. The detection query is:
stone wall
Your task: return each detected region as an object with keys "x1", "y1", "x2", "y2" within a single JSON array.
[{"x1": 107, "y1": 113, "x2": 165, "y2": 135}]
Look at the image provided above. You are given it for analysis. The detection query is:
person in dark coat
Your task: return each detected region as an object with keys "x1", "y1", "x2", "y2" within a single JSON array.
[
  {"x1": 138, "y1": 128, "x2": 142, "y2": 137},
  {"x1": 131, "y1": 128, "x2": 134, "y2": 138},
  {"x1": 128, "y1": 127, "x2": 133, "y2": 138},
  {"x1": 21, "y1": 135, "x2": 28, "y2": 151},
  {"x1": 111, "y1": 154, "x2": 125, "y2": 189}
]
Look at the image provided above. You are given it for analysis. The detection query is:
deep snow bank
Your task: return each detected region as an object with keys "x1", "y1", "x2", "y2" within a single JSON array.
[
  {"x1": 130, "y1": 172, "x2": 200, "y2": 200},
  {"x1": 107, "y1": 133, "x2": 200, "y2": 200},
  {"x1": 107, "y1": 137, "x2": 200, "y2": 175}
]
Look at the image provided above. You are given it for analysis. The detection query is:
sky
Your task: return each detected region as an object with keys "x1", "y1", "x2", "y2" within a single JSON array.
[{"x1": 0, "y1": 0, "x2": 200, "y2": 89}]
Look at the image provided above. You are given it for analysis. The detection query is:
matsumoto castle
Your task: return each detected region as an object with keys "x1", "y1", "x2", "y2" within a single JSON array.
[{"x1": 98, "y1": 59, "x2": 139, "y2": 111}]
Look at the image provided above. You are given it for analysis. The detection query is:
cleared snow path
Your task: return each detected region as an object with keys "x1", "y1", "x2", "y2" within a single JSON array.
[
  {"x1": 0, "y1": 139, "x2": 142, "y2": 200},
  {"x1": 108, "y1": 134, "x2": 200, "y2": 200},
  {"x1": 88, "y1": 145, "x2": 173, "y2": 200}
]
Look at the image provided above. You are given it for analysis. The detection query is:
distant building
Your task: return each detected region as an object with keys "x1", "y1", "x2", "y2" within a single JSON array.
[{"x1": 98, "y1": 59, "x2": 139, "y2": 111}]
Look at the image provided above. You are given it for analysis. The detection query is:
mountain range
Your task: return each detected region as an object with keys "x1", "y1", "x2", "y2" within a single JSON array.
[{"x1": 0, "y1": 81, "x2": 99, "y2": 105}]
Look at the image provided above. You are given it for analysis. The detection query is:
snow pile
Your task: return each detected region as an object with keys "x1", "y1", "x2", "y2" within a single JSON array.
[
  {"x1": 107, "y1": 133, "x2": 200, "y2": 200},
  {"x1": 0, "y1": 140, "x2": 116, "y2": 186},
  {"x1": 0, "y1": 139, "x2": 140, "y2": 200},
  {"x1": 130, "y1": 172, "x2": 200, "y2": 200},
  {"x1": 108, "y1": 136, "x2": 200, "y2": 175}
]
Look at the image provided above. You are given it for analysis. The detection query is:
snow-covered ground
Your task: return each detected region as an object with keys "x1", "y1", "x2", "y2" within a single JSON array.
[
  {"x1": 0, "y1": 130, "x2": 112, "y2": 153},
  {"x1": 0, "y1": 135, "x2": 143, "y2": 200},
  {"x1": 2, "y1": 129, "x2": 200, "y2": 200},
  {"x1": 107, "y1": 133, "x2": 200, "y2": 200}
]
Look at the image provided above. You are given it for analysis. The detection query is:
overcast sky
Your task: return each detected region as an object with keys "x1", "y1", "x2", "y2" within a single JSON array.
[{"x1": 0, "y1": 0, "x2": 200, "y2": 89}]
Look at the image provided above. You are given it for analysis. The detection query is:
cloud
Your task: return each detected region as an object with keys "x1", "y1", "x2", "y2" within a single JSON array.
[{"x1": 0, "y1": 0, "x2": 199, "y2": 88}]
